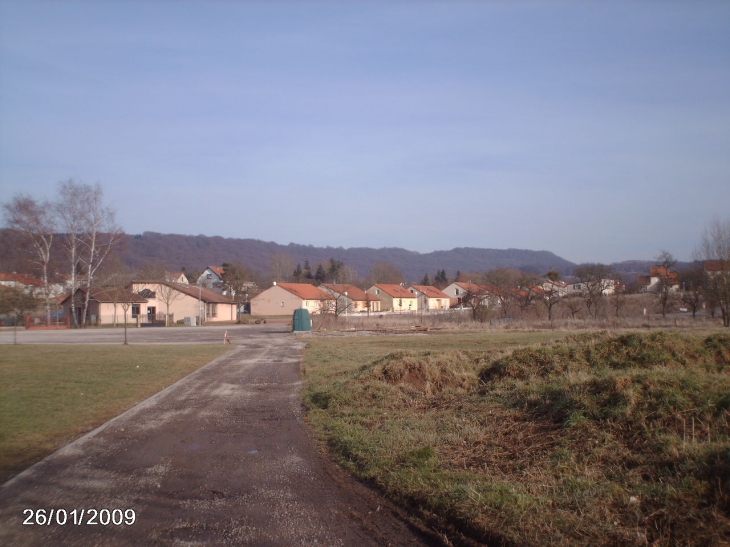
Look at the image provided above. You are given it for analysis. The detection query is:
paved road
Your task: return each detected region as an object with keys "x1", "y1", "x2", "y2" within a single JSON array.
[{"x1": 0, "y1": 326, "x2": 436, "y2": 546}]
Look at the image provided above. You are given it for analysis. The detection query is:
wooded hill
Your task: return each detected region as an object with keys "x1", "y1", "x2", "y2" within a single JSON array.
[{"x1": 118, "y1": 232, "x2": 578, "y2": 280}]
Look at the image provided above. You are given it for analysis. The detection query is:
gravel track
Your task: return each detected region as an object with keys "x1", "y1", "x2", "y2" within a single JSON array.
[{"x1": 0, "y1": 325, "x2": 438, "y2": 546}]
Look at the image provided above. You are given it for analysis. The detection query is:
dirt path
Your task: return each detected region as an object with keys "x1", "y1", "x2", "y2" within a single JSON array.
[{"x1": 0, "y1": 328, "x2": 438, "y2": 546}]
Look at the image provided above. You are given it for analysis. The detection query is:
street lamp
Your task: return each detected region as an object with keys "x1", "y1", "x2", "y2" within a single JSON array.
[{"x1": 198, "y1": 283, "x2": 202, "y2": 326}]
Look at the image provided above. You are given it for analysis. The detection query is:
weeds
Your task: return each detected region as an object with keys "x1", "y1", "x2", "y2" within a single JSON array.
[{"x1": 304, "y1": 330, "x2": 730, "y2": 546}]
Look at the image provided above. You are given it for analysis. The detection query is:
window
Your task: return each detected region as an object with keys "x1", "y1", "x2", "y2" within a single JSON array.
[
  {"x1": 132, "y1": 304, "x2": 140, "y2": 318},
  {"x1": 281, "y1": 302, "x2": 285, "y2": 307},
  {"x1": 207, "y1": 273, "x2": 212, "y2": 279},
  {"x1": 455, "y1": 288, "x2": 460, "y2": 296},
  {"x1": 376, "y1": 289, "x2": 380, "y2": 295}
]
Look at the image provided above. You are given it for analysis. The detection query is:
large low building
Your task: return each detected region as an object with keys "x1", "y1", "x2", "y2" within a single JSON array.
[
  {"x1": 61, "y1": 287, "x2": 149, "y2": 326},
  {"x1": 251, "y1": 283, "x2": 335, "y2": 316},
  {"x1": 130, "y1": 280, "x2": 238, "y2": 323}
]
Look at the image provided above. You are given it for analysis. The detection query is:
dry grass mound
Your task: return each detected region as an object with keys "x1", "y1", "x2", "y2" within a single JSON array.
[
  {"x1": 304, "y1": 331, "x2": 730, "y2": 547},
  {"x1": 361, "y1": 350, "x2": 482, "y2": 396}
]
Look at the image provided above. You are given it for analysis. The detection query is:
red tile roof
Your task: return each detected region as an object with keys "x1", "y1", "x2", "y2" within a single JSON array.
[
  {"x1": 0, "y1": 273, "x2": 43, "y2": 286},
  {"x1": 705, "y1": 260, "x2": 729, "y2": 272},
  {"x1": 371, "y1": 284, "x2": 417, "y2": 298},
  {"x1": 132, "y1": 280, "x2": 235, "y2": 304},
  {"x1": 61, "y1": 287, "x2": 148, "y2": 304},
  {"x1": 321, "y1": 284, "x2": 379, "y2": 301},
  {"x1": 409, "y1": 285, "x2": 449, "y2": 299},
  {"x1": 649, "y1": 267, "x2": 679, "y2": 283},
  {"x1": 277, "y1": 283, "x2": 334, "y2": 301},
  {"x1": 207, "y1": 266, "x2": 226, "y2": 277}
]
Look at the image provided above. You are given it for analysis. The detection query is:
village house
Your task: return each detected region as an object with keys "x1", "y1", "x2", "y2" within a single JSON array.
[
  {"x1": 442, "y1": 282, "x2": 490, "y2": 307},
  {"x1": 408, "y1": 285, "x2": 450, "y2": 311},
  {"x1": 61, "y1": 287, "x2": 148, "y2": 326},
  {"x1": 566, "y1": 278, "x2": 616, "y2": 296},
  {"x1": 166, "y1": 271, "x2": 189, "y2": 284},
  {"x1": 130, "y1": 280, "x2": 237, "y2": 324},
  {"x1": 366, "y1": 284, "x2": 418, "y2": 312},
  {"x1": 0, "y1": 272, "x2": 43, "y2": 292},
  {"x1": 540, "y1": 279, "x2": 569, "y2": 297},
  {"x1": 319, "y1": 284, "x2": 381, "y2": 313},
  {"x1": 251, "y1": 282, "x2": 335, "y2": 316},
  {"x1": 637, "y1": 267, "x2": 680, "y2": 293},
  {"x1": 197, "y1": 266, "x2": 226, "y2": 291}
]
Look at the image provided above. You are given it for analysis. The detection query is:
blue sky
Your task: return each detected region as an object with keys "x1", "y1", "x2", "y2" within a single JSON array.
[{"x1": 1, "y1": 1, "x2": 728, "y2": 264}]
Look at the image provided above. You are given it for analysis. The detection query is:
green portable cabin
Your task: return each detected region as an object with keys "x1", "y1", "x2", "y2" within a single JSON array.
[{"x1": 292, "y1": 308, "x2": 312, "y2": 332}]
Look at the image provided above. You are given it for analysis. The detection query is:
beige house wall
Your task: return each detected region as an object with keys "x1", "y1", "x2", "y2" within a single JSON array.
[
  {"x1": 251, "y1": 285, "x2": 305, "y2": 316},
  {"x1": 132, "y1": 282, "x2": 236, "y2": 322},
  {"x1": 422, "y1": 297, "x2": 449, "y2": 310},
  {"x1": 62, "y1": 293, "x2": 148, "y2": 325},
  {"x1": 367, "y1": 287, "x2": 393, "y2": 311},
  {"x1": 366, "y1": 287, "x2": 416, "y2": 312},
  {"x1": 351, "y1": 299, "x2": 381, "y2": 312}
]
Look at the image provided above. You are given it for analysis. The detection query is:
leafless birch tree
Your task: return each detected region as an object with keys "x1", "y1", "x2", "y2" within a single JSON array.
[
  {"x1": 56, "y1": 179, "x2": 87, "y2": 327},
  {"x1": 76, "y1": 184, "x2": 124, "y2": 326},
  {"x1": 695, "y1": 218, "x2": 730, "y2": 327},
  {"x1": 2, "y1": 194, "x2": 55, "y2": 325}
]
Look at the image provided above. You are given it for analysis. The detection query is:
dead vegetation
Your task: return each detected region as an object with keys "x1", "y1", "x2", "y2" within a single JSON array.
[{"x1": 304, "y1": 330, "x2": 730, "y2": 546}]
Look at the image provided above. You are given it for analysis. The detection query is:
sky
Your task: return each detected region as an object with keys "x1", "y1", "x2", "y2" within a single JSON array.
[{"x1": 1, "y1": 1, "x2": 728, "y2": 265}]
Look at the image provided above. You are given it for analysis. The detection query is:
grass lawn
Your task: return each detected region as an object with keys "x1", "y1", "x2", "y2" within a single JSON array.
[
  {"x1": 0, "y1": 344, "x2": 232, "y2": 483},
  {"x1": 303, "y1": 329, "x2": 730, "y2": 546}
]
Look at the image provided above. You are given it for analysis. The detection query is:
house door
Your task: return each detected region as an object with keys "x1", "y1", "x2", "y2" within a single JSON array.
[{"x1": 147, "y1": 306, "x2": 156, "y2": 322}]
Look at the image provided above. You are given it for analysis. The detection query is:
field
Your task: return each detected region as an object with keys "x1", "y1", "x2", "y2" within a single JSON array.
[
  {"x1": 0, "y1": 345, "x2": 232, "y2": 484},
  {"x1": 302, "y1": 329, "x2": 730, "y2": 546}
]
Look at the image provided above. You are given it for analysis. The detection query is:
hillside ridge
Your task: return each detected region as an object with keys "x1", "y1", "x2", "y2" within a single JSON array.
[{"x1": 119, "y1": 232, "x2": 577, "y2": 280}]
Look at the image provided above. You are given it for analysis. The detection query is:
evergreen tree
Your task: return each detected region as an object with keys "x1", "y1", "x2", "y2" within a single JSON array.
[
  {"x1": 303, "y1": 260, "x2": 313, "y2": 280},
  {"x1": 292, "y1": 263, "x2": 303, "y2": 282},
  {"x1": 327, "y1": 258, "x2": 344, "y2": 283},
  {"x1": 314, "y1": 263, "x2": 327, "y2": 285},
  {"x1": 420, "y1": 273, "x2": 430, "y2": 285}
]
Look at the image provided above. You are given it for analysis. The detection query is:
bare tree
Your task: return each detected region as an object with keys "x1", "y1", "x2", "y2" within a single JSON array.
[
  {"x1": 98, "y1": 255, "x2": 134, "y2": 343},
  {"x1": 460, "y1": 283, "x2": 492, "y2": 321},
  {"x1": 76, "y1": 184, "x2": 124, "y2": 327},
  {"x1": 694, "y1": 218, "x2": 730, "y2": 327},
  {"x1": 655, "y1": 250, "x2": 678, "y2": 319},
  {"x1": 610, "y1": 278, "x2": 626, "y2": 319},
  {"x1": 136, "y1": 259, "x2": 168, "y2": 280},
  {"x1": 271, "y1": 253, "x2": 295, "y2": 282},
  {"x1": 367, "y1": 262, "x2": 407, "y2": 285},
  {"x1": 483, "y1": 268, "x2": 519, "y2": 318},
  {"x1": 564, "y1": 295, "x2": 583, "y2": 319},
  {"x1": 678, "y1": 262, "x2": 705, "y2": 319},
  {"x1": 541, "y1": 283, "x2": 562, "y2": 321},
  {"x1": 0, "y1": 285, "x2": 40, "y2": 344},
  {"x1": 574, "y1": 263, "x2": 613, "y2": 319},
  {"x1": 2, "y1": 194, "x2": 55, "y2": 325},
  {"x1": 515, "y1": 272, "x2": 542, "y2": 314},
  {"x1": 135, "y1": 261, "x2": 184, "y2": 326},
  {"x1": 222, "y1": 261, "x2": 253, "y2": 321},
  {"x1": 56, "y1": 179, "x2": 87, "y2": 327}
]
